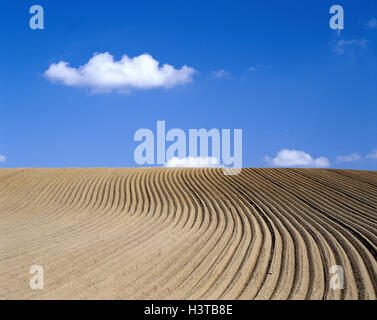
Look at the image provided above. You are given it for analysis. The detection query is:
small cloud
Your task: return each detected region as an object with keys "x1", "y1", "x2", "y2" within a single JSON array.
[
  {"x1": 265, "y1": 149, "x2": 330, "y2": 168},
  {"x1": 248, "y1": 64, "x2": 270, "y2": 72},
  {"x1": 45, "y1": 52, "x2": 196, "y2": 93},
  {"x1": 336, "y1": 152, "x2": 362, "y2": 162},
  {"x1": 366, "y1": 150, "x2": 377, "y2": 160},
  {"x1": 211, "y1": 69, "x2": 230, "y2": 79},
  {"x1": 0, "y1": 154, "x2": 6, "y2": 163},
  {"x1": 365, "y1": 18, "x2": 377, "y2": 29},
  {"x1": 165, "y1": 156, "x2": 220, "y2": 168},
  {"x1": 333, "y1": 38, "x2": 368, "y2": 55}
]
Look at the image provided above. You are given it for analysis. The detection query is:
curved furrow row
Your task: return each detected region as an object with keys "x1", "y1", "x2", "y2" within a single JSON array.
[
  {"x1": 293, "y1": 170, "x2": 377, "y2": 222},
  {"x1": 301, "y1": 169, "x2": 377, "y2": 208},
  {"x1": 283, "y1": 170, "x2": 377, "y2": 247},
  {"x1": 0, "y1": 168, "x2": 376, "y2": 300},
  {"x1": 231, "y1": 170, "x2": 317, "y2": 299},
  {"x1": 258, "y1": 168, "x2": 376, "y2": 299}
]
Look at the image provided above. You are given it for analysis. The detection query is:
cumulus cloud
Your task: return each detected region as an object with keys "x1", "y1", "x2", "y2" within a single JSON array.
[
  {"x1": 45, "y1": 52, "x2": 196, "y2": 92},
  {"x1": 336, "y1": 152, "x2": 362, "y2": 162},
  {"x1": 366, "y1": 150, "x2": 377, "y2": 160},
  {"x1": 0, "y1": 154, "x2": 6, "y2": 163},
  {"x1": 165, "y1": 157, "x2": 220, "y2": 168},
  {"x1": 211, "y1": 69, "x2": 230, "y2": 79},
  {"x1": 265, "y1": 149, "x2": 330, "y2": 168},
  {"x1": 365, "y1": 18, "x2": 377, "y2": 29},
  {"x1": 333, "y1": 38, "x2": 368, "y2": 55}
]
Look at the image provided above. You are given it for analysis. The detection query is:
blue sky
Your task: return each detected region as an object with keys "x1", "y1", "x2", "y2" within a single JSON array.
[{"x1": 0, "y1": 0, "x2": 376, "y2": 169}]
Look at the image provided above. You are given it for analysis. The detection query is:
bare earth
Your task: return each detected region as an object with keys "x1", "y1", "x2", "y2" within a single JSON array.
[{"x1": 0, "y1": 167, "x2": 376, "y2": 300}]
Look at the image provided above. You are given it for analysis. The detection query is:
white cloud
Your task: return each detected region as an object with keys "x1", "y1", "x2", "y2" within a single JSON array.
[
  {"x1": 333, "y1": 38, "x2": 368, "y2": 55},
  {"x1": 336, "y1": 152, "x2": 362, "y2": 162},
  {"x1": 45, "y1": 52, "x2": 196, "y2": 92},
  {"x1": 165, "y1": 157, "x2": 219, "y2": 168},
  {"x1": 0, "y1": 154, "x2": 6, "y2": 163},
  {"x1": 265, "y1": 149, "x2": 330, "y2": 168},
  {"x1": 365, "y1": 18, "x2": 377, "y2": 29},
  {"x1": 366, "y1": 150, "x2": 377, "y2": 160},
  {"x1": 335, "y1": 150, "x2": 377, "y2": 161},
  {"x1": 248, "y1": 64, "x2": 270, "y2": 72},
  {"x1": 211, "y1": 69, "x2": 230, "y2": 79}
]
